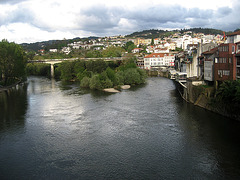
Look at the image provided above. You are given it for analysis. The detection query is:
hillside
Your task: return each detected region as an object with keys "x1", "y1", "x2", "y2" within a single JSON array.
[
  {"x1": 126, "y1": 28, "x2": 225, "y2": 39},
  {"x1": 21, "y1": 28, "x2": 233, "y2": 52}
]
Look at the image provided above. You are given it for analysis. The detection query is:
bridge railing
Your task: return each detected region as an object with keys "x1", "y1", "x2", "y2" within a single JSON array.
[{"x1": 28, "y1": 57, "x2": 127, "y2": 63}]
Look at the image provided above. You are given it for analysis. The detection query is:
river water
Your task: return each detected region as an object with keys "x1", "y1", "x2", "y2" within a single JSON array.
[{"x1": 1, "y1": 76, "x2": 240, "y2": 179}]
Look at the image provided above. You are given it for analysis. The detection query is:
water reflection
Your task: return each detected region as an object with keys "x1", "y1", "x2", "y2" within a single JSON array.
[
  {"x1": 1, "y1": 77, "x2": 240, "y2": 179},
  {"x1": 0, "y1": 83, "x2": 28, "y2": 131},
  {"x1": 176, "y1": 99, "x2": 240, "y2": 179}
]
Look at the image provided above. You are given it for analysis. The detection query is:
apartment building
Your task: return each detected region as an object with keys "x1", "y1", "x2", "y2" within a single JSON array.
[{"x1": 144, "y1": 53, "x2": 175, "y2": 70}]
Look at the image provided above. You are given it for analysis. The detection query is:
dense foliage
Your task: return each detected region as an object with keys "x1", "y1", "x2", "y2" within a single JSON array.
[
  {"x1": 216, "y1": 80, "x2": 240, "y2": 105},
  {"x1": 26, "y1": 63, "x2": 51, "y2": 77},
  {"x1": 56, "y1": 56, "x2": 147, "y2": 90},
  {"x1": 0, "y1": 40, "x2": 27, "y2": 86}
]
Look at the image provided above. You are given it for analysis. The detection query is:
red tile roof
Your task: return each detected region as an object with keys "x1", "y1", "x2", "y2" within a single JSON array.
[{"x1": 144, "y1": 53, "x2": 173, "y2": 58}]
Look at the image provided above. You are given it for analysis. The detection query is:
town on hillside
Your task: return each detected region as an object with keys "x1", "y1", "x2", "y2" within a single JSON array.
[{"x1": 25, "y1": 29, "x2": 240, "y2": 87}]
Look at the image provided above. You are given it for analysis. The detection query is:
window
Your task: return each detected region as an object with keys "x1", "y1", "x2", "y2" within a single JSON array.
[
  {"x1": 219, "y1": 58, "x2": 223, "y2": 63},
  {"x1": 223, "y1": 58, "x2": 227, "y2": 63},
  {"x1": 215, "y1": 58, "x2": 218, "y2": 63},
  {"x1": 229, "y1": 58, "x2": 232, "y2": 63},
  {"x1": 223, "y1": 70, "x2": 230, "y2": 76},
  {"x1": 232, "y1": 46, "x2": 235, "y2": 54},
  {"x1": 218, "y1": 70, "x2": 223, "y2": 76}
]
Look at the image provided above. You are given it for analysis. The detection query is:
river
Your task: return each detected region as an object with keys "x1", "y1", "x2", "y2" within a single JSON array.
[{"x1": 1, "y1": 76, "x2": 240, "y2": 179}]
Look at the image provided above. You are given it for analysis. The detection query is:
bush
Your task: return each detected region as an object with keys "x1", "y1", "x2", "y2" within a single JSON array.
[
  {"x1": 124, "y1": 68, "x2": 141, "y2": 85},
  {"x1": 115, "y1": 71, "x2": 124, "y2": 85},
  {"x1": 80, "y1": 77, "x2": 90, "y2": 88},
  {"x1": 26, "y1": 63, "x2": 51, "y2": 77},
  {"x1": 89, "y1": 74, "x2": 102, "y2": 90}
]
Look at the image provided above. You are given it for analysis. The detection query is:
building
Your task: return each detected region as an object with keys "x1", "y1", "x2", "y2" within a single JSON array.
[
  {"x1": 49, "y1": 49, "x2": 58, "y2": 53},
  {"x1": 202, "y1": 47, "x2": 218, "y2": 83},
  {"x1": 227, "y1": 31, "x2": 240, "y2": 44},
  {"x1": 132, "y1": 48, "x2": 143, "y2": 53},
  {"x1": 144, "y1": 53, "x2": 175, "y2": 70},
  {"x1": 137, "y1": 58, "x2": 144, "y2": 69},
  {"x1": 154, "y1": 47, "x2": 169, "y2": 53},
  {"x1": 214, "y1": 43, "x2": 237, "y2": 83},
  {"x1": 235, "y1": 41, "x2": 240, "y2": 79},
  {"x1": 134, "y1": 38, "x2": 152, "y2": 46}
]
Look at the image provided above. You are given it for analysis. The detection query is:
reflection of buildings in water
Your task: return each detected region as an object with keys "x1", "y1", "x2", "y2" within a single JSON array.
[{"x1": 0, "y1": 84, "x2": 28, "y2": 131}]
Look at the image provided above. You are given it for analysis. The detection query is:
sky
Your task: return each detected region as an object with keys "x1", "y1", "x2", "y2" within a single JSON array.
[{"x1": 0, "y1": 0, "x2": 239, "y2": 43}]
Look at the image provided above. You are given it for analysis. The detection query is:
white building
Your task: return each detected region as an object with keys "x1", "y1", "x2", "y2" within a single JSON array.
[
  {"x1": 49, "y1": 49, "x2": 58, "y2": 53},
  {"x1": 61, "y1": 47, "x2": 71, "y2": 55},
  {"x1": 204, "y1": 60, "x2": 214, "y2": 81},
  {"x1": 227, "y1": 31, "x2": 240, "y2": 43},
  {"x1": 144, "y1": 53, "x2": 175, "y2": 70}
]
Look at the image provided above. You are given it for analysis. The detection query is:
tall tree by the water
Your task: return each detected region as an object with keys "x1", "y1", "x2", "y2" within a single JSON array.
[{"x1": 0, "y1": 40, "x2": 26, "y2": 86}]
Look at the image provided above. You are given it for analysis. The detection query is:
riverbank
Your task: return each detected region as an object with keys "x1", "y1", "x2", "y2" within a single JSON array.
[
  {"x1": 103, "y1": 85, "x2": 131, "y2": 93},
  {"x1": 176, "y1": 78, "x2": 240, "y2": 121},
  {"x1": 0, "y1": 79, "x2": 23, "y2": 93}
]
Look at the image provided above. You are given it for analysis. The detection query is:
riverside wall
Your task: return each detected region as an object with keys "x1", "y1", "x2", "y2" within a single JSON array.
[{"x1": 181, "y1": 79, "x2": 240, "y2": 121}]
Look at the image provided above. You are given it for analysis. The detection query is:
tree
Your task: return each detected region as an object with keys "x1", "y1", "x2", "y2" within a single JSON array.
[
  {"x1": 89, "y1": 74, "x2": 102, "y2": 90},
  {"x1": 80, "y1": 76, "x2": 90, "y2": 88},
  {"x1": 124, "y1": 41, "x2": 136, "y2": 53},
  {"x1": 124, "y1": 68, "x2": 141, "y2": 85},
  {"x1": 151, "y1": 37, "x2": 154, "y2": 45},
  {"x1": 0, "y1": 40, "x2": 26, "y2": 85},
  {"x1": 102, "y1": 46, "x2": 125, "y2": 57},
  {"x1": 58, "y1": 61, "x2": 75, "y2": 81}
]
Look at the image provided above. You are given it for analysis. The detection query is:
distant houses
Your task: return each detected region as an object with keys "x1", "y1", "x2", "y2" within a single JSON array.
[
  {"x1": 171, "y1": 30, "x2": 240, "y2": 87},
  {"x1": 39, "y1": 29, "x2": 240, "y2": 87}
]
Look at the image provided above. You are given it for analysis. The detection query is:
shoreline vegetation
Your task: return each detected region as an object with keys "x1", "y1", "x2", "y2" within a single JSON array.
[
  {"x1": 0, "y1": 40, "x2": 26, "y2": 89},
  {"x1": 25, "y1": 54, "x2": 147, "y2": 91}
]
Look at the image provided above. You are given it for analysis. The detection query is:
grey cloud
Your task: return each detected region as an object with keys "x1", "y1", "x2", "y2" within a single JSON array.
[
  {"x1": 216, "y1": 7, "x2": 232, "y2": 17},
  {"x1": 126, "y1": 5, "x2": 187, "y2": 24},
  {"x1": 0, "y1": 0, "x2": 28, "y2": 4},
  {"x1": 78, "y1": 5, "x2": 124, "y2": 32},
  {"x1": 1, "y1": 1, "x2": 239, "y2": 41},
  {"x1": 76, "y1": 3, "x2": 239, "y2": 36},
  {"x1": 0, "y1": 5, "x2": 34, "y2": 26}
]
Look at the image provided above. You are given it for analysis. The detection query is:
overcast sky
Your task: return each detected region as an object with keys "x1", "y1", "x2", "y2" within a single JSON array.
[{"x1": 0, "y1": 0, "x2": 239, "y2": 43}]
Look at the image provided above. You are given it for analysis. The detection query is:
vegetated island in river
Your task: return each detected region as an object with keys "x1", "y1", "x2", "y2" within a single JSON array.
[{"x1": 26, "y1": 54, "x2": 147, "y2": 92}]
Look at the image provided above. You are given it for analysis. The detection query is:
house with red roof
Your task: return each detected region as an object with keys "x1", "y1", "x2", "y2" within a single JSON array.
[{"x1": 144, "y1": 53, "x2": 175, "y2": 70}]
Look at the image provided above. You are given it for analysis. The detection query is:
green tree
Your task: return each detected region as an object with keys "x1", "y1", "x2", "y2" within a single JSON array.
[
  {"x1": 124, "y1": 68, "x2": 141, "y2": 85},
  {"x1": 151, "y1": 37, "x2": 154, "y2": 45},
  {"x1": 85, "y1": 50, "x2": 102, "y2": 58},
  {"x1": 89, "y1": 74, "x2": 102, "y2": 90},
  {"x1": 124, "y1": 41, "x2": 136, "y2": 53},
  {"x1": 102, "y1": 46, "x2": 125, "y2": 57},
  {"x1": 216, "y1": 80, "x2": 240, "y2": 104},
  {"x1": 80, "y1": 76, "x2": 90, "y2": 88},
  {"x1": 0, "y1": 40, "x2": 26, "y2": 85},
  {"x1": 106, "y1": 67, "x2": 117, "y2": 85},
  {"x1": 58, "y1": 61, "x2": 75, "y2": 81}
]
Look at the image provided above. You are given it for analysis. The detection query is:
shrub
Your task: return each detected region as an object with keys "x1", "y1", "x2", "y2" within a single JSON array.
[
  {"x1": 80, "y1": 77, "x2": 90, "y2": 88},
  {"x1": 89, "y1": 74, "x2": 102, "y2": 90}
]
